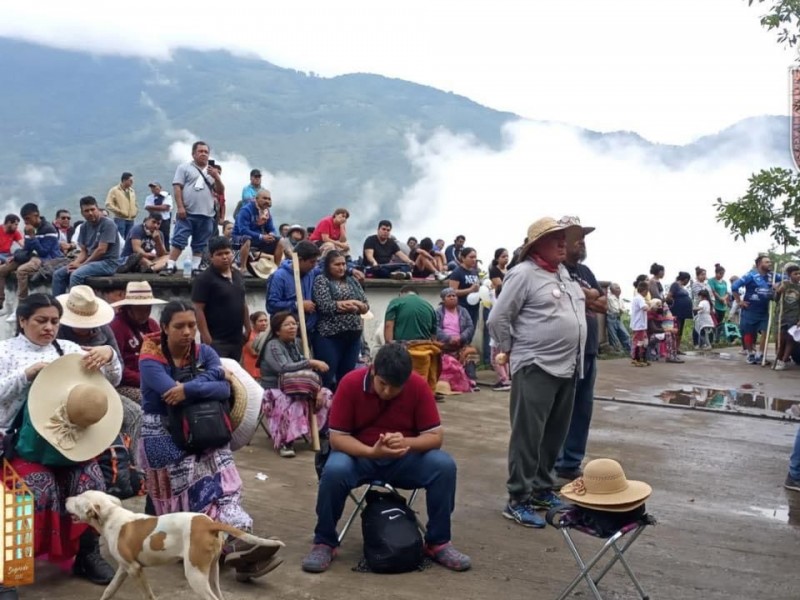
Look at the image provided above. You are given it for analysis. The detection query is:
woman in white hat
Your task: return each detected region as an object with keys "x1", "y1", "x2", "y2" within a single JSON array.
[
  {"x1": 137, "y1": 300, "x2": 283, "y2": 581},
  {"x1": 0, "y1": 293, "x2": 121, "y2": 592},
  {"x1": 109, "y1": 281, "x2": 166, "y2": 395}
]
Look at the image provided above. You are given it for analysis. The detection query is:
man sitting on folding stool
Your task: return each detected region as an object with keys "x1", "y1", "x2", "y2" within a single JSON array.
[{"x1": 301, "y1": 343, "x2": 471, "y2": 573}]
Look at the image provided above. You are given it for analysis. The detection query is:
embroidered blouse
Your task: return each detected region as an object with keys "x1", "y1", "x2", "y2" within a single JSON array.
[
  {"x1": 0, "y1": 334, "x2": 122, "y2": 430},
  {"x1": 312, "y1": 274, "x2": 369, "y2": 338},
  {"x1": 139, "y1": 335, "x2": 230, "y2": 416}
]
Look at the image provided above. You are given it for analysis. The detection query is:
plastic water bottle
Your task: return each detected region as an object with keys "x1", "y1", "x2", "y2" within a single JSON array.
[{"x1": 182, "y1": 257, "x2": 192, "y2": 279}]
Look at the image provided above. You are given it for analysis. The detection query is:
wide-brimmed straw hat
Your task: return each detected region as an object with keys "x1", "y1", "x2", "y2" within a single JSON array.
[
  {"x1": 560, "y1": 215, "x2": 596, "y2": 236},
  {"x1": 520, "y1": 216, "x2": 584, "y2": 259},
  {"x1": 111, "y1": 281, "x2": 167, "y2": 307},
  {"x1": 249, "y1": 254, "x2": 278, "y2": 279},
  {"x1": 28, "y1": 354, "x2": 123, "y2": 462},
  {"x1": 434, "y1": 380, "x2": 462, "y2": 396},
  {"x1": 219, "y1": 358, "x2": 262, "y2": 451},
  {"x1": 57, "y1": 285, "x2": 115, "y2": 329},
  {"x1": 560, "y1": 458, "x2": 652, "y2": 512}
]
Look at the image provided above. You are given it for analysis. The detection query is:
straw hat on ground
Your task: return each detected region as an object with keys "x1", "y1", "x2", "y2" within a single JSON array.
[
  {"x1": 560, "y1": 458, "x2": 652, "y2": 512},
  {"x1": 520, "y1": 216, "x2": 584, "y2": 260},
  {"x1": 435, "y1": 380, "x2": 462, "y2": 396},
  {"x1": 57, "y1": 285, "x2": 115, "y2": 328},
  {"x1": 220, "y1": 358, "x2": 263, "y2": 451},
  {"x1": 28, "y1": 354, "x2": 123, "y2": 462},
  {"x1": 111, "y1": 281, "x2": 167, "y2": 307},
  {"x1": 249, "y1": 254, "x2": 278, "y2": 279}
]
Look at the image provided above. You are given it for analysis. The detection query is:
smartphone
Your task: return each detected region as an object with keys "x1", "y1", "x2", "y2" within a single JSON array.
[{"x1": 208, "y1": 159, "x2": 216, "y2": 167}]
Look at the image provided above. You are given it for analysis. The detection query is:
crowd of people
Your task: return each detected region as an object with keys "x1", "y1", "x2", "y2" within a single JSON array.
[{"x1": 1, "y1": 139, "x2": 799, "y2": 599}]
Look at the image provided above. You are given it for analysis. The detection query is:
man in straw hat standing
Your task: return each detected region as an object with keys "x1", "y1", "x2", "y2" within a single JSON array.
[{"x1": 487, "y1": 216, "x2": 587, "y2": 528}]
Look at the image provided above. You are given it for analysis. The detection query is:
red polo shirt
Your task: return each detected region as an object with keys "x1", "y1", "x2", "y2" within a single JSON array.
[
  {"x1": 0, "y1": 229, "x2": 22, "y2": 254},
  {"x1": 328, "y1": 367, "x2": 441, "y2": 446},
  {"x1": 309, "y1": 215, "x2": 341, "y2": 242}
]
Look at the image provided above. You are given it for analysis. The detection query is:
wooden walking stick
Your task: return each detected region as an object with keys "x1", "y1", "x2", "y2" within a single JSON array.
[
  {"x1": 762, "y1": 263, "x2": 780, "y2": 367},
  {"x1": 291, "y1": 251, "x2": 321, "y2": 451},
  {"x1": 773, "y1": 266, "x2": 786, "y2": 370}
]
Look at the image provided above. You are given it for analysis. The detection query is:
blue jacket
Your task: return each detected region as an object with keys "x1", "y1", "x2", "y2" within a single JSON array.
[
  {"x1": 24, "y1": 221, "x2": 62, "y2": 260},
  {"x1": 233, "y1": 201, "x2": 276, "y2": 243},
  {"x1": 267, "y1": 260, "x2": 320, "y2": 332},
  {"x1": 435, "y1": 304, "x2": 475, "y2": 344},
  {"x1": 732, "y1": 269, "x2": 781, "y2": 316}
]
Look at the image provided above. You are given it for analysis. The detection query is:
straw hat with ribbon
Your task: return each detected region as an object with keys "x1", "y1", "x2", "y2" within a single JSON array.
[
  {"x1": 219, "y1": 358, "x2": 262, "y2": 451},
  {"x1": 111, "y1": 281, "x2": 167, "y2": 307},
  {"x1": 519, "y1": 216, "x2": 585, "y2": 260},
  {"x1": 560, "y1": 458, "x2": 652, "y2": 512},
  {"x1": 249, "y1": 254, "x2": 278, "y2": 279},
  {"x1": 56, "y1": 285, "x2": 115, "y2": 329},
  {"x1": 28, "y1": 354, "x2": 123, "y2": 462}
]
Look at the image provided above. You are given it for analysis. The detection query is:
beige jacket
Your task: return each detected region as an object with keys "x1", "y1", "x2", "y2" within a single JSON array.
[{"x1": 105, "y1": 184, "x2": 137, "y2": 220}]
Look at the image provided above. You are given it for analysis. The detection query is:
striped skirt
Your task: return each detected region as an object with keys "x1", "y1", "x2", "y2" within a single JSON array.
[{"x1": 136, "y1": 413, "x2": 252, "y2": 531}]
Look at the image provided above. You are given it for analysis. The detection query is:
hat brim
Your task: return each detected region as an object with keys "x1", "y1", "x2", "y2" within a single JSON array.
[
  {"x1": 56, "y1": 294, "x2": 116, "y2": 328},
  {"x1": 560, "y1": 479, "x2": 652, "y2": 508},
  {"x1": 111, "y1": 297, "x2": 168, "y2": 307},
  {"x1": 28, "y1": 354, "x2": 123, "y2": 462},
  {"x1": 520, "y1": 223, "x2": 583, "y2": 259},
  {"x1": 220, "y1": 358, "x2": 263, "y2": 451},
  {"x1": 434, "y1": 385, "x2": 462, "y2": 396},
  {"x1": 249, "y1": 258, "x2": 277, "y2": 279}
]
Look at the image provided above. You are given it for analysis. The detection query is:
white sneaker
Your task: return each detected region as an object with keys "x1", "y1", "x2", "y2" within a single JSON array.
[{"x1": 775, "y1": 360, "x2": 787, "y2": 371}]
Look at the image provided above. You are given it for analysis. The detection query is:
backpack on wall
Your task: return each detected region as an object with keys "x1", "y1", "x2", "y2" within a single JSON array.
[{"x1": 361, "y1": 489, "x2": 424, "y2": 573}]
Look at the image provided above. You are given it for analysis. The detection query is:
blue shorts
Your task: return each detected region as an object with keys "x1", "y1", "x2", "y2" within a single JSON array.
[
  {"x1": 739, "y1": 312, "x2": 769, "y2": 337},
  {"x1": 170, "y1": 214, "x2": 216, "y2": 254}
]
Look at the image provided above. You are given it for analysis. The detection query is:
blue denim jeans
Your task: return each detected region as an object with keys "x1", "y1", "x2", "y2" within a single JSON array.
[
  {"x1": 114, "y1": 218, "x2": 134, "y2": 240},
  {"x1": 312, "y1": 330, "x2": 362, "y2": 390},
  {"x1": 314, "y1": 449, "x2": 457, "y2": 548},
  {"x1": 790, "y1": 426, "x2": 800, "y2": 480},
  {"x1": 52, "y1": 258, "x2": 120, "y2": 296},
  {"x1": 555, "y1": 355, "x2": 597, "y2": 473},
  {"x1": 171, "y1": 214, "x2": 216, "y2": 255},
  {"x1": 606, "y1": 315, "x2": 631, "y2": 353}
]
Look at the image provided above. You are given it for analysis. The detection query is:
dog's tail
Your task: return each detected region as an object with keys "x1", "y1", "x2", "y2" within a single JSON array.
[{"x1": 208, "y1": 522, "x2": 285, "y2": 549}]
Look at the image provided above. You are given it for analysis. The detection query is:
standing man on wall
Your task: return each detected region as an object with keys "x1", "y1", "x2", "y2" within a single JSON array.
[
  {"x1": 106, "y1": 172, "x2": 138, "y2": 239},
  {"x1": 555, "y1": 216, "x2": 605, "y2": 481},
  {"x1": 487, "y1": 217, "x2": 586, "y2": 529}
]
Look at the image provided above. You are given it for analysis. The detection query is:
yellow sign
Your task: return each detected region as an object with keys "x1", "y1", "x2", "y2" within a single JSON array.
[{"x1": 1, "y1": 460, "x2": 34, "y2": 586}]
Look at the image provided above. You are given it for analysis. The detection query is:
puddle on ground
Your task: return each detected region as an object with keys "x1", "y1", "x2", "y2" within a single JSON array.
[
  {"x1": 733, "y1": 504, "x2": 800, "y2": 527},
  {"x1": 656, "y1": 387, "x2": 800, "y2": 420}
]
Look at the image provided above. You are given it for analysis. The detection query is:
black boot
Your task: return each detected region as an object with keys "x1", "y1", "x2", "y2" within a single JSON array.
[
  {"x1": 0, "y1": 585, "x2": 18, "y2": 600},
  {"x1": 73, "y1": 529, "x2": 115, "y2": 585}
]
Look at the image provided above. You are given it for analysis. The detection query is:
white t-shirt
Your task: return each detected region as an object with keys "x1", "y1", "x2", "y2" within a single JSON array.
[
  {"x1": 630, "y1": 295, "x2": 648, "y2": 331},
  {"x1": 145, "y1": 192, "x2": 173, "y2": 220}
]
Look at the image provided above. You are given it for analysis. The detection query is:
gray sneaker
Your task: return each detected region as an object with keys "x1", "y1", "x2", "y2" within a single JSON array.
[
  {"x1": 301, "y1": 544, "x2": 336, "y2": 573},
  {"x1": 785, "y1": 475, "x2": 800, "y2": 492}
]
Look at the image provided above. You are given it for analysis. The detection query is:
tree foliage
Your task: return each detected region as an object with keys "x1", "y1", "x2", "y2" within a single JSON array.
[
  {"x1": 749, "y1": 0, "x2": 800, "y2": 49},
  {"x1": 715, "y1": 167, "x2": 800, "y2": 249}
]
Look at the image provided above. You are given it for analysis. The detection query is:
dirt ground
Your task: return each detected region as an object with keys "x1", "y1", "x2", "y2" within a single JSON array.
[{"x1": 15, "y1": 352, "x2": 800, "y2": 599}]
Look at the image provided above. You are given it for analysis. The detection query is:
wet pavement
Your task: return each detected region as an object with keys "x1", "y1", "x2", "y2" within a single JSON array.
[{"x1": 13, "y1": 351, "x2": 800, "y2": 599}]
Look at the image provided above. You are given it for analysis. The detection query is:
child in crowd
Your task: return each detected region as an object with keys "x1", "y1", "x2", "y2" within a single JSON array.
[
  {"x1": 630, "y1": 280, "x2": 650, "y2": 366},
  {"x1": 776, "y1": 264, "x2": 800, "y2": 371},
  {"x1": 242, "y1": 311, "x2": 269, "y2": 377},
  {"x1": 693, "y1": 289, "x2": 716, "y2": 350}
]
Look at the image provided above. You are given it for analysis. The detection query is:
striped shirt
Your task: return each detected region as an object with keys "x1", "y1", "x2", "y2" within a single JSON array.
[{"x1": 487, "y1": 258, "x2": 586, "y2": 379}]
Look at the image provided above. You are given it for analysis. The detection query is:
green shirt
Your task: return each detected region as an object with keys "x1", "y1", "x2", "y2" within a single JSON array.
[
  {"x1": 708, "y1": 277, "x2": 728, "y2": 312},
  {"x1": 385, "y1": 294, "x2": 437, "y2": 342},
  {"x1": 781, "y1": 282, "x2": 800, "y2": 326}
]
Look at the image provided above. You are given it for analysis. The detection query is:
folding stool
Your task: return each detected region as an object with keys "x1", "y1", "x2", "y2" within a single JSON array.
[
  {"x1": 337, "y1": 482, "x2": 423, "y2": 544},
  {"x1": 545, "y1": 505, "x2": 656, "y2": 600}
]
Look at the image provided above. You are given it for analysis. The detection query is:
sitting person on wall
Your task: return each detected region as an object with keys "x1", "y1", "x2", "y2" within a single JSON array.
[
  {"x1": 233, "y1": 188, "x2": 283, "y2": 275},
  {"x1": 117, "y1": 213, "x2": 169, "y2": 273},
  {"x1": 283, "y1": 223, "x2": 307, "y2": 257},
  {"x1": 435, "y1": 288, "x2": 479, "y2": 391},
  {"x1": 309, "y1": 208, "x2": 350, "y2": 255},
  {"x1": 361, "y1": 219, "x2": 414, "y2": 279},
  {"x1": 109, "y1": 281, "x2": 165, "y2": 400},
  {"x1": 0, "y1": 293, "x2": 121, "y2": 594},
  {"x1": 411, "y1": 237, "x2": 447, "y2": 280},
  {"x1": 257, "y1": 311, "x2": 332, "y2": 458},
  {"x1": 301, "y1": 343, "x2": 471, "y2": 574},
  {"x1": 52, "y1": 195, "x2": 121, "y2": 296},
  {"x1": 138, "y1": 300, "x2": 283, "y2": 582},
  {"x1": 242, "y1": 311, "x2": 269, "y2": 379},
  {"x1": 647, "y1": 299, "x2": 684, "y2": 364}
]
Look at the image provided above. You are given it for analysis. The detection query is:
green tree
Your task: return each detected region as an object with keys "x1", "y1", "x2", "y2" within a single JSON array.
[
  {"x1": 749, "y1": 0, "x2": 800, "y2": 50},
  {"x1": 715, "y1": 167, "x2": 800, "y2": 251}
]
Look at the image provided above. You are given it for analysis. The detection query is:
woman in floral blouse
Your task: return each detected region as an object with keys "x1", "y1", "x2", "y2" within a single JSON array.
[{"x1": 312, "y1": 250, "x2": 369, "y2": 390}]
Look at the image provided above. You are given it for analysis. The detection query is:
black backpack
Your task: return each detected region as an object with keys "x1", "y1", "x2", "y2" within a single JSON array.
[{"x1": 361, "y1": 489, "x2": 424, "y2": 573}]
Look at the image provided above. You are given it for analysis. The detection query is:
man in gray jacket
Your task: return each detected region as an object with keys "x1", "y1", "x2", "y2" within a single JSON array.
[{"x1": 487, "y1": 216, "x2": 586, "y2": 529}]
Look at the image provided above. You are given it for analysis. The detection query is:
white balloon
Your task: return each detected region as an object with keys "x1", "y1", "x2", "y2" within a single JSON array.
[
  {"x1": 479, "y1": 285, "x2": 491, "y2": 303},
  {"x1": 467, "y1": 292, "x2": 480, "y2": 305}
]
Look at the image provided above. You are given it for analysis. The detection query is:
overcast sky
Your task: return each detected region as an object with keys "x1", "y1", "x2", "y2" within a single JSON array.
[{"x1": 0, "y1": 0, "x2": 793, "y2": 144}]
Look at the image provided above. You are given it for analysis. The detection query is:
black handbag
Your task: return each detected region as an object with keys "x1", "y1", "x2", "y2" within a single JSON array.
[{"x1": 166, "y1": 359, "x2": 233, "y2": 454}]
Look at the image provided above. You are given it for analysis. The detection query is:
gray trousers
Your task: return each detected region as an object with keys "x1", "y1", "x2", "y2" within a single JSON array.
[{"x1": 507, "y1": 362, "x2": 576, "y2": 500}]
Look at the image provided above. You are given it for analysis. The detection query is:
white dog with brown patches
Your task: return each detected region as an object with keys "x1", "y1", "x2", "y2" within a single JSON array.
[{"x1": 66, "y1": 490, "x2": 285, "y2": 600}]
